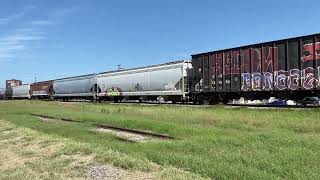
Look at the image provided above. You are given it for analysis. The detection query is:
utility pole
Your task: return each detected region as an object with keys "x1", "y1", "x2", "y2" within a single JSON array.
[
  {"x1": 34, "y1": 76, "x2": 37, "y2": 83},
  {"x1": 117, "y1": 64, "x2": 122, "y2": 71}
]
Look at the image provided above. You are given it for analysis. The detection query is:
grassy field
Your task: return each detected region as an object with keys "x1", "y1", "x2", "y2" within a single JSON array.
[{"x1": 0, "y1": 100, "x2": 319, "y2": 179}]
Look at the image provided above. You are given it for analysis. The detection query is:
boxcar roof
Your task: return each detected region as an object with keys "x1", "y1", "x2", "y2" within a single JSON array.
[
  {"x1": 31, "y1": 80, "x2": 53, "y2": 84},
  {"x1": 12, "y1": 84, "x2": 30, "y2": 87},
  {"x1": 97, "y1": 60, "x2": 189, "y2": 75},
  {"x1": 53, "y1": 74, "x2": 95, "y2": 81},
  {"x1": 192, "y1": 32, "x2": 320, "y2": 57},
  {"x1": 51, "y1": 60, "x2": 189, "y2": 81}
]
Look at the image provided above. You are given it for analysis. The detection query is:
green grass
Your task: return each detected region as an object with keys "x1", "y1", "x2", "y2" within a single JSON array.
[{"x1": 0, "y1": 100, "x2": 320, "y2": 179}]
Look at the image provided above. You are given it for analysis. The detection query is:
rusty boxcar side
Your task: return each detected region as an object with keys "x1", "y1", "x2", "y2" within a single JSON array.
[{"x1": 30, "y1": 81, "x2": 53, "y2": 99}]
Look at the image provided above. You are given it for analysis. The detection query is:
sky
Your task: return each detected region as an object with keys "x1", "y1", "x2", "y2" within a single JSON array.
[{"x1": 0, "y1": 0, "x2": 320, "y2": 88}]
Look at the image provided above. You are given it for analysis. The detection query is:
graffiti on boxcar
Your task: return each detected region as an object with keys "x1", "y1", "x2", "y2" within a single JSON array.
[
  {"x1": 302, "y1": 43, "x2": 320, "y2": 61},
  {"x1": 302, "y1": 43, "x2": 314, "y2": 62},
  {"x1": 135, "y1": 83, "x2": 143, "y2": 91},
  {"x1": 261, "y1": 47, "x2": 274, "y2": 91},
  {"x1": 241, "y1": 73, "x2": 251, "y2": 91},
  {"x1": 274, "y1": 70, "x2": 286, "y2": 90},
  {"x1": 251, "y1": 48, "x2": 262, "y2": 91},
  {"x1": 103, "y1": 87, "x2": 122, "y2": 96},
  {"x1": 262, "y1": 72, "x2": 273, "y2": 91},
  {"x1": 210, "y1": 39, "x2": 320, "y2": 92},
  {"x1": 251, "y1": 73, "x2": 262, "y2": 90},
  {"x1": 302, "y1": 67, "x2": 317, "y2": 90},
  {"x1": 287, "y1": 69, "x2": 300, "y2": 90},
  {"x1": 240, "y1": 68, "x2": 320, "y2": 91}
]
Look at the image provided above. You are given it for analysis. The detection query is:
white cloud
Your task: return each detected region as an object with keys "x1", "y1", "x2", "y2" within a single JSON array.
[
  {"x1": 0, "y1": 31, "x2": 46, "y2": 61},
  {"x1": 0, "y1": 45, "x2": 24, "y2": 61},
  {"x1": 0, "y1": 4, "x2": 37, "y2": 25},
  {"x1": 0, "y1": 53, "x2": 14, "y2": 59},
  {"x1": 14, "y1": 28, "x2": 47, "y2": 36},
  {"x1": 0, "y1": 12, "x2": 25, "y2": 25},
  {"x1": 0, "y1": 6, "x2": 75, "y2": 62},
  {"x1": 54, "y1": 8, "x2": 75, "y2": 17},
  {"x1": 0, "y1": 44, "x2": 25, "y2": 52},
  {"x1": 30, "y1": 20, "x2": 54, "y2": 26},
  {"x1": 1, "y1": 34, "x2": 46, "y2": 42},
  {"x1": 23, "y1": 5, "x2": 36, "y2": 10}
]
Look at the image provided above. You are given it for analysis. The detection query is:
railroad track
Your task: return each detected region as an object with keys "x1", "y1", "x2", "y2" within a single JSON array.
[
  {"x1": 225, "y1": 103, "x2": 320, "y2": 109},
  {"x1": 30, "y1": 113, "x2": 175, "y2": 140},
  {"x1": 4, "y1": 99, "x2": 318, "y2": 108}
]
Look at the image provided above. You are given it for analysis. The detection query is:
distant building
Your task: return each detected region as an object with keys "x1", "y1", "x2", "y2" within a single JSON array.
[{"x1": 6, "y1": 79, "x2": 22, "y2": 89}]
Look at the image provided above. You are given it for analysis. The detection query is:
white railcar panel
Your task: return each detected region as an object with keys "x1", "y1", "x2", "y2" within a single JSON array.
[
  {"x1": 0, "y1": 89, "x2": 5, "y2": 97},
  {"x1": 12, "y1": 84, "x2": 30, "y2": 98},
  {"x1": 96, "y1": 61, "x2": 189, "y2": 97},
  {"x1": 53, "y1": 75, "x2": 95, "y2": 97},
  {"x1": 150, "y1": 68, "x2": 182, "y2": 91},
  {"x1": 32, "y1": 90, "x2": 49, "y2": 96}
]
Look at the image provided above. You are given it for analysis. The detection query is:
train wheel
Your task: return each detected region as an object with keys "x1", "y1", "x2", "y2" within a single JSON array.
[
  {"x1": 222, "y1": 98, "x2": 229, "y2": 105},
  {"x1": 192, "y1": 99, "x2": 198, "y2": 104},
  {"x1": 202, "y1": 99, "x2": 209, "y2": 105},
  {"x1": 208, "y1": 96, "x2": 218, "y2": 105},
  {"x1": 197, "y1": 95, "x2": 208, "y2": 105}
]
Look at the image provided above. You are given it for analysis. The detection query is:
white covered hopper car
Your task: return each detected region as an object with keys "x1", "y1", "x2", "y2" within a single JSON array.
[
  {"x1": 52, "y1": 74, "x2": 96, "y2": 100},
  {"x1": 0, "y1": 89, "x2": 6, "y2": 100},
  {"x1": 12, "y1": 84, "x2": 31, "y2": 99},
  {"x1": 96, "y1": 60, "x2": 192, "y2": 103}
]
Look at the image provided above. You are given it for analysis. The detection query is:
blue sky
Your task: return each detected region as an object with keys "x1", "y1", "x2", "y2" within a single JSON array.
[{"x1": 1, "y1": 0, "x2": 320, "y2": 88}]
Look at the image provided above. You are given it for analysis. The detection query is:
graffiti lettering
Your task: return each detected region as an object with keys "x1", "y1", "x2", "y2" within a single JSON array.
[
  {"x1": 302, "y1": 43, "x2": 314, "y2": 62},
  {"x1": 262, "y1": 47, "x2": 275, "y2": 73},
  {"x1": 302, "y1": 42, "x2": 320, "y2": 62},
  {"x1": 316, "y1": 42, "x2": 320, "y2": 60},
  {"x1": 103, "y1": 87, "x2": 122, "y2": 96},
  {"x1": 240, "y1": 68, "x2": 320, "y2": 91},
  {"x1": 262, "y1": 72, "x2": 273, "y2": 91},
  {"x1": 302, "y1": 67, "x2": 316, "y2": 90},
  {"x1": 288, "y1": 69, "x2": 300, "y2": 90},
  {"x1": 251, "y1": 73, "x2": 262, "y2": 91},
  {"x1": 241, "y1": 73, "x2": 251, "y2": 91},
  {"x1": 213, "y1": 44, "x2": 320, "y2": 91},
  {"x1": 135, "y1": 83, "x2": 143, "y2": 91},
  {"x1": 275, "y1": 70, "x2": 287, "y2": 90}
]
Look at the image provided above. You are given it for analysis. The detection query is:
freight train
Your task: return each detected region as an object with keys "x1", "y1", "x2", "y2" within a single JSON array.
[
  {"x1": 1, "y1": 61, "x2": 191, "y2": 103},
  {"x1": 1, "y1": 33, "x2": 320, "y2": 104}
]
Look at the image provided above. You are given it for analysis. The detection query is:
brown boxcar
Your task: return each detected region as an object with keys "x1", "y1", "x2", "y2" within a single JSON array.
[
  {"x1": 191, "y1": 33, "x2": 320, "y2": 104},
  {"x1": 6, "y1": 79, "x2": 22, "y2": 89},
  {"x1": 30, "y1": 81, "x2": 53, "y2": 99}
]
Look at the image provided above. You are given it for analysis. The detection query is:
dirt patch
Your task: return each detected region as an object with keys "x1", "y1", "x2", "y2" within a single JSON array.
[
  {"x1": 38, "y1": 117, "x2": 54, "y2": 122},
  {"x1": 31, "y1": 114, "x2": 175, "y2": 141},
  {"x1": 31, "y1": 114, "x2": 82, "y2": 123},
  {"x1": 87, "y1": 165, "x2": 125, "y2": 180},
  {"x1": 96, "y1": 124, "x2": 175, "y2": 140},
  {"x1": 93, "y1": 128, "x2": 151, "y2": 143}
]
